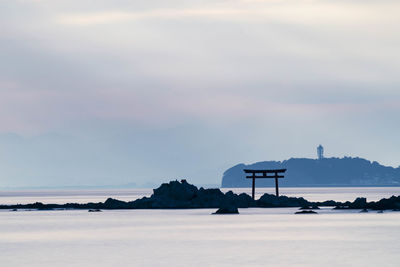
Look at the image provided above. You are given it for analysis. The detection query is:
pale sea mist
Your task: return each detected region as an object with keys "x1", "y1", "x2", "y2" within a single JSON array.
[{"x1": 1, "y1": 188, "x2": 399, "y2": 266}]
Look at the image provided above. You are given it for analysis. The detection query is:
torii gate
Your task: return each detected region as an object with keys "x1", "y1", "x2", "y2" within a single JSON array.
[{"x1": 243, "y1": 169, "x2": 287, "y2": 200}]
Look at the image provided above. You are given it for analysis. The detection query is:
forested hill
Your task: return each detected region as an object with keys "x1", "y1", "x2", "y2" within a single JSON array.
[{"x1": 221, "y1": 157, "x2": 400, "y2": 187}]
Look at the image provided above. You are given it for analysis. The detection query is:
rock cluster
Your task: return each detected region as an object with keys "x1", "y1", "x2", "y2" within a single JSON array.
[
  {"x1": 130, "y1": 180, "x2": 230, "y2": 209},
  {"x1": 1, "y1": 180, "x2": 399, "y2": 211},
  {"x1": 333, "y1": 196, "x2": 400, "y2": 210},
  {"x1": 130, "y1": 180, "x2": 312, "y2": 209}
]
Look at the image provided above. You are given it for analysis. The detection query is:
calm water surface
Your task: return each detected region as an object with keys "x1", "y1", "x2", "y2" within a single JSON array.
[
  {"x1": 1, "y1": 188, "x2": 399, "y2": 266},
  {"x1": 0, "y1": 208, "x2": 399, "y2": 267}
]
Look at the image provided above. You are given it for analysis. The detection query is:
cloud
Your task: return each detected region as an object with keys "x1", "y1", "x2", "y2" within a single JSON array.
[
  {"x1": 60, "y1": 0, "x2": 400, "y2": 24},
  {"x1": 57, "y1": 4, "x2": 396, "y2": 26},
  {"x1": 0, "y1": 0, "x2": 399, "y2": 186}
]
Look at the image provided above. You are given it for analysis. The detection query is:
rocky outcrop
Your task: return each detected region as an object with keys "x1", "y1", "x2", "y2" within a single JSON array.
[
  {"x1": 334, "y1": 197, "x2": 368, "y2": 210},
  {"x1": 1, "y1": 180, "x2": 399, "y2": 211},
  {"x1": 130, "y1": 180, "x2": 310, "y2": 209},
  {"x1": 131, "y1": 180, "x2": 227, "y2": 209},
  {"x1": 333, "y1": 196, "x2": 400, "y2": 210},
  {"x1": 257, "y1": 194, "x2": 310, "y2": 208},
  {"x1": 367, "y1": 195, "x2": 400, "y2": 210}
]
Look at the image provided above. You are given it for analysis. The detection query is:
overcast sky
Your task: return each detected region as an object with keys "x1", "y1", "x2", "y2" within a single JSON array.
[{"x1": 0, "y1": 0, "x2": 399, "y2": 187}]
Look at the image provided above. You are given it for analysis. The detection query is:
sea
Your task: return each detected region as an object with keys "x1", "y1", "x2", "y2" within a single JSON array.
[{"x1": 1, "y1": 187, "x2": 399, "y2": 267}]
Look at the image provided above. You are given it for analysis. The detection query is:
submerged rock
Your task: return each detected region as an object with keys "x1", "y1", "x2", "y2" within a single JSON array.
[
  {"x1": 295, "y1": 210, "x2": 317, "y2": 214},
  {"x1": 300, "y1": 205, "x2": 320, "y2": 210},
  {"x1": 213, "y1": 205, "x2": 239, "y2": 214},
  {"x1": 88, "y1": 209, "x2": 102, "y2": 212},
  {"x1": 359, "y1": 208, "x2": 368, "y2": 213},
  {"x1": 333, "y1": 205, "x2": 350, "y2": 210}
]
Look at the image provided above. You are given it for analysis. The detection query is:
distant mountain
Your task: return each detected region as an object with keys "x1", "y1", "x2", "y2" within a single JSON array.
[{"x1": 221, "y1": 157, "x2": 400, "y2": 187}]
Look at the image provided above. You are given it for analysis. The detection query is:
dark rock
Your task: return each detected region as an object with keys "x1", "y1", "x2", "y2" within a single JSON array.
[
  {"x1": 300, "y1": 205, "x2": 320, "y2": 210},
  {"x1": 295, "y1": 210, "x2": 317, "y2": 214},
  {"x1": 316, "y1": 200, "x2": 341, "y2": 207},
  {"x1": 133, "y1": 180, "x2": 201, "y2": 208},
  {"x1": 332, "y1": 195, "x2": 400, "y2": 210},
  {"x1": 257, "y1": 193, "x2": 310, "y2": 208},
  {"x1": 153, "y1": 180, "x2": 198, "y2": 201},
  {"x1": 103, "y1": 198, "x2": 130, "y2": 209},
  {"x1": 131, "y1": 180, "x2": 234, "y2": 209},
  {"x1": 234, "y1": 192, "x2": 255, "y2": 208},
  {"x1": 333, "y1": 205, "x2": 350, "y2": 210},
  {"x1": 359, "y1": 208, "x2": 368, "y2": 213},
  {"x1": 88, "y1": 209, "x2": 102, "y2": 212},
  {"x1": 368, "y1": 195, "x2": 400, "y2": 210},
  {"x1": 193, "y1": 188, "x2": 226, "y2": 208},
  {"x1": 213, "y1": 205, "x2": 239, "y2": 214},
  {"x1": 348, "y1": 197, "x2": 367, "y2": 209},
  {"x1": 0, "y1": 180, "x2": 399, "y2": 211}
]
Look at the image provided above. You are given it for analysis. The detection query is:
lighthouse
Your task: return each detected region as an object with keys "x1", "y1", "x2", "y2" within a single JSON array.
[{"x1": 317, "y1": 145, "x2": 324, "y2": 160}]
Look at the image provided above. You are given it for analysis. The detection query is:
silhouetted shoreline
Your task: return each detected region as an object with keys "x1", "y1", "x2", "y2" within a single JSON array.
[
  {"x1": 1, "y1": 180, "x2": 399, "y2": 211},
  {"x1": 222, "y1": 157, "x2": 400, "y2": 187}
]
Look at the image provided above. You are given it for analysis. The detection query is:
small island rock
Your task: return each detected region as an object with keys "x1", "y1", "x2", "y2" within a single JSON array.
[
  {"x1": 213, "y1": 204, "x2": 239, "y2": 214},
  {"x1": 88, "y1": 209, "x2": 102, "y2": 212},
  {"x1": 295, "y1": 210, "x2": 318, "y2": 214}
]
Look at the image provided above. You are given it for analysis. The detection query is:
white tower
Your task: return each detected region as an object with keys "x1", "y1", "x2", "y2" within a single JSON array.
[{"x1": 317, "y1": 145, "x2": 324, "y2": 160}]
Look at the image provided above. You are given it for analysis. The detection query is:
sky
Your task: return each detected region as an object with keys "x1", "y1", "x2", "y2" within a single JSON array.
[{"x1": 0, "y1": 0, "x2": 399, "y2": 188}]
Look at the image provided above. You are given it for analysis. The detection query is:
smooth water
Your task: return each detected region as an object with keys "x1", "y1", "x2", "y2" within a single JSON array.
[
  {"x1": 0, "y1": 188, "x2": 151, "y2": 205},
  {"x1": 1, "y1": 208, "x2": 399, "y2": 267},
  {"x1": 1, "y1": 188, "x2": 399, "y2": 266}
]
